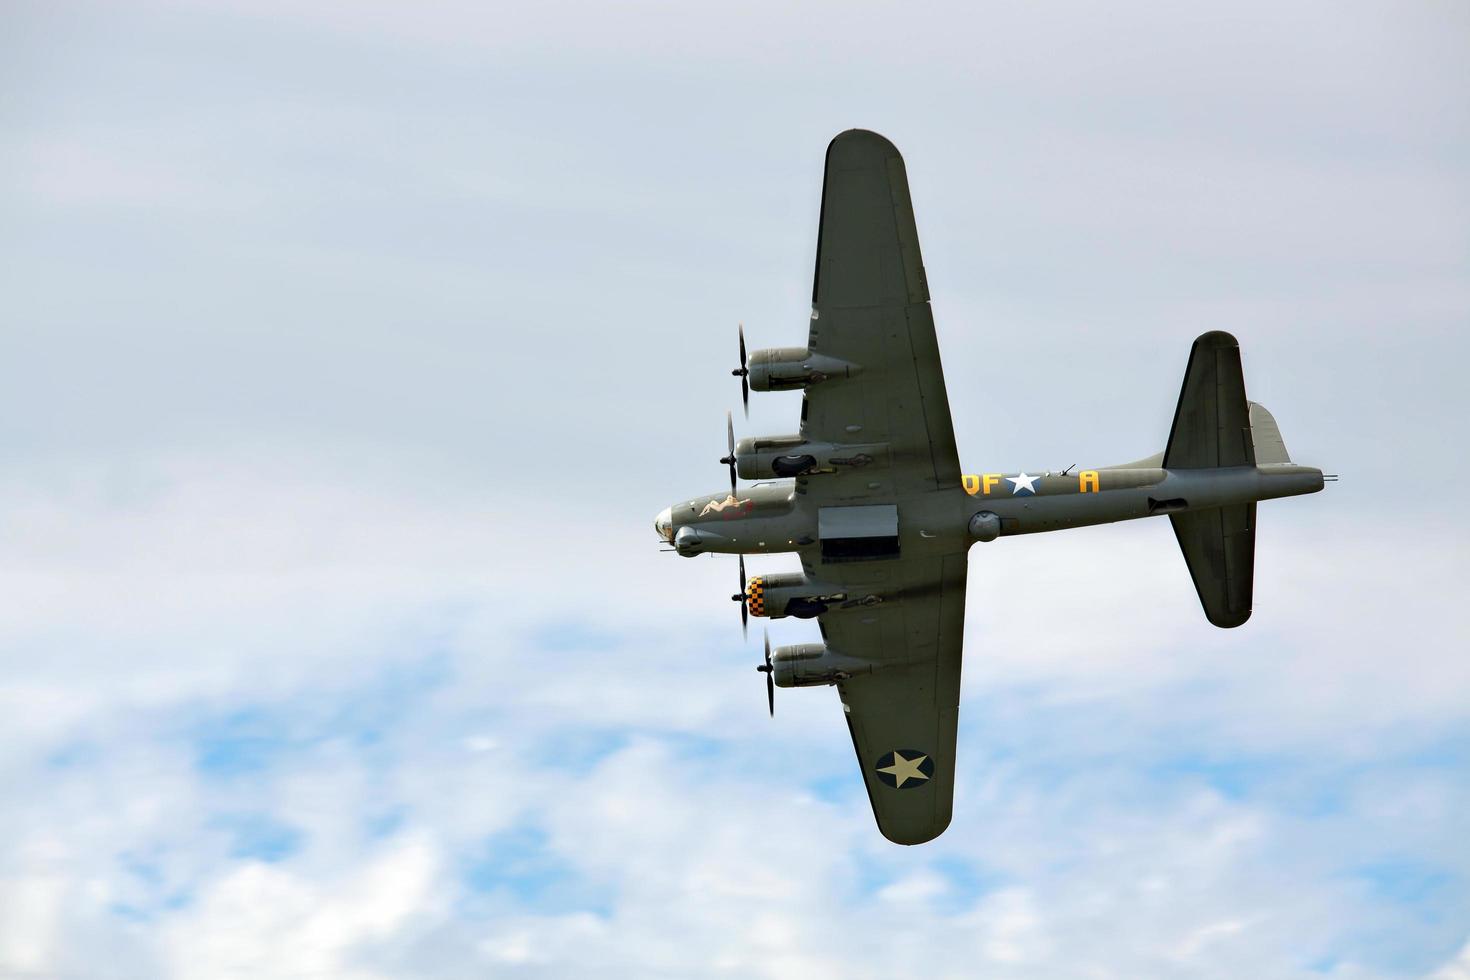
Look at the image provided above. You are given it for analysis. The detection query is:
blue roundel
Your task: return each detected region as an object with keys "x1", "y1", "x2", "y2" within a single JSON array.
[{"x1": 874, "y1": 749, "x2": 935, "y2": 789}]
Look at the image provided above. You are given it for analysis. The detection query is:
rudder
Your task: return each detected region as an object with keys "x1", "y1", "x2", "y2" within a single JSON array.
[{"x1": 1248, "y1": 402, "x2": 1291, "y2": 465}]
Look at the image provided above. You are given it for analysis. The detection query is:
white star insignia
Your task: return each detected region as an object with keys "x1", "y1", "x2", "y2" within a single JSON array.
[
  {"x1": 877, "y1": 750, "x2": 931, "y2": 788},
  {"x1": 1007, "y1": 472, "x2": 1039, "y2": 495}
]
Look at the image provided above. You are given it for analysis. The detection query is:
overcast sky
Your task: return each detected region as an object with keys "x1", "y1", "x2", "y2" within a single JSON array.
[{"x1": 2, "y1": 1, "x2": 1468, "y2": 977}]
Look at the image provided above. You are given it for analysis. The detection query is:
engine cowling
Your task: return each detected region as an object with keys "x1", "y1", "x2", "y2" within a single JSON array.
[
  {"x1": 745, "y1": 572, "x2": 846, "y2": 620},
  {"x1": 771, "y1": 643, "x2": 875, "y2": 687},
  {"x1": 747, "y1": 348, "x2": 858, "y2": 392},
  {"x1": 734, "y1": 435, "x2": 887, "y2": 480},
  {"x1": 745, "y1": 571, "x2": 887, "y2": 620}
]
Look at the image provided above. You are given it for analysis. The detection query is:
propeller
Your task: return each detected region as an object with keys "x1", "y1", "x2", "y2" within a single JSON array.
[
  {"x1": 755, "y1": 630, "x2": 775, "y2": 716},
  {"x1": 730, "y1": 554, "x2": 749, "y2": 638},
  {"x1": 718, "y1": 410, "x2": 737, "y2": 495},
  {"x1": 731, "y1": 323, "x2": 750, "y2": 417}
]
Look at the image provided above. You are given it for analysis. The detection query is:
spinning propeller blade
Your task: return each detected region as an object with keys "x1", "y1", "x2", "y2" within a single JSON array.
[
  {"x1": 735, "y1": 324, "x2": 750, "y2": 417},
  {"x1": 755, "y1": 631, "x2": 774, "y2": 717},
  {"x1": 728, "y1": 554, "x2": 748, "y2": 638},
  {"x1": 718, "y1": 411, "x2": 737, "y2": 495}
]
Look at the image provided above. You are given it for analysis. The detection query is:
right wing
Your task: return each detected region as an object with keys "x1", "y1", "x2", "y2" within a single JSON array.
[{"x1": 817, "y1": 552, "x2": 968, "y2": 845}]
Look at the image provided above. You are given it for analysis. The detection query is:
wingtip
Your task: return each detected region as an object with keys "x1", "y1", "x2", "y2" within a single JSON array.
[
  {"x1": 828, "y1": 128, "x2": 900, "y2": 157},
  {"x1": 1207, "y1": 608, "x2": 1252, "y2": 629},
  {"x1": 1194, "y1": 330, "x2": 1240, "y2": 349},
  {"x1": 878, "y1": 812, "x2": 952, "y2": 846}
]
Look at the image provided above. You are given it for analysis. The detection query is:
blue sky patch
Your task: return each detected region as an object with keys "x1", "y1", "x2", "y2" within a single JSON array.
[
  {"x1": 187, "y1": 651, "x2": 452, "y2": 777},
  {"x1": 1145, "y1": 752, "x2": 1290, "y2": 802},
  {"x1": 193, "y1": 708, "x2": 294, "y2": 776},
  {"x1": 45, "y1": 740, "x2": 99, "y2": 770},
  {"x1": 807, "y1": 772, "x2": 861, "y2": 805},
  {"x1": 1352, "y1": 859, "x2": 1459, "y2": 918},
  {"x1": 463, "y1": 825, "x2": 612, "y2": 917},
  {"x1": 214, "y1": 813, "x2": 304, "y2": 863},
  {"x1": 364, "y1": 806, "x2": 408, "y2": 840},
  {"x1": 1328, "y1": 860, "x2": 1468, "y2": 973},
  {"x1": 929, "y1": 856, "x2": 1007, "y2": 914},
  {"x1": 112, "y1": 851, "x2": 194, "y2": 922},
  {"x1": 535, "y1": 728, "x2": 630, "y2": 774}
]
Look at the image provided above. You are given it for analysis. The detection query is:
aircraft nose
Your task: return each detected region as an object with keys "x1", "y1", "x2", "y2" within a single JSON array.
[{"x1": 654, "y1": 506, "x2": 673, "y2": 543}]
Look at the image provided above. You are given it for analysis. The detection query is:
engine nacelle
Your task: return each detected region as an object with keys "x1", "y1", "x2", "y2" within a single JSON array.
[
  {"x1": 771, "y1": 642, "x2": 875, "y2": 688},
  {"x1": 745, "y1": 571, "x2": 886, "y2": 620},
  {"x1": 745, "y1": 572, "x2": 847, "y2": 620},
  {"x1": 735, "y1": 435, "x2": 887, "y2": 480},
  {"x1": 748, "y1": 347, "x2": 859, "y2": 392}
]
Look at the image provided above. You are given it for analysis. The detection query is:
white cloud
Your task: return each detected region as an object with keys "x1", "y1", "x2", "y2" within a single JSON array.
[
  {"x1": 0, "y1": 874, "x2": 66, "y2": 972},
  {"x1": 159, "y1": 836, "x2": 440, "y2": 980},
  {"x1": 1429, "y1": 943, "x2": 1470, "y2": 980}
]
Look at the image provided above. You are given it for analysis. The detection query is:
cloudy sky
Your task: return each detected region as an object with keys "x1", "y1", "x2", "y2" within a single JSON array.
[{"x1": 2, "y1": 1, "x2": 1467, "y2": 976}]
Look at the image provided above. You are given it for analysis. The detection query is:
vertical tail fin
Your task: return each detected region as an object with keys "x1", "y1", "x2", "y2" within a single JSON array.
[{"x1": 1247, "y1": 401, "x2": 1292, "y2": 465}]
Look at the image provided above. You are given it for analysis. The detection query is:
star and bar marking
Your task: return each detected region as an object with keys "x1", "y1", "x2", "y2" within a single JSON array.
[
  {"x1": 874, "y1": 749, "x2": 935, "y2": 789},
  {"x1": 1007, "y1": 472, "x2": 1039, "y2": 495}
]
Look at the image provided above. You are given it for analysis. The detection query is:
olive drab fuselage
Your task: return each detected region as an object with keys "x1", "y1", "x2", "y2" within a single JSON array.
[{"x1": 660, "y1": 463, "x2": 1323, "y2": 574}]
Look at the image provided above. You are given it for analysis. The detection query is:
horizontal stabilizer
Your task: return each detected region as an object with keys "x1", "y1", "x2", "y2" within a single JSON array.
[
  {"x1": 1171, "y1": 503, "x2": 1255, "y2": 628},
  {"x1": 1164, "y1": 331, "x2": 1254, "y2": 469},
  {"x1": 1163, "y1": 332, "x2": 1262, "y2": 627}
]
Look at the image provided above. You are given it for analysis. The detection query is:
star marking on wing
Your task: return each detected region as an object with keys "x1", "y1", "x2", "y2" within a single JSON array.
[
  {"x1": 876, "y1": 750, "x2": 932, "y2": 788},
  {"x1": 1007, "y1": 472, "x2": 1039, "y2": 495}
]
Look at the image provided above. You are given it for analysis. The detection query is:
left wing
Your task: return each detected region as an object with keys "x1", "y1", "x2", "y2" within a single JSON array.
[
  {"x1": 800, "y1": 129, "x2": 962, "y2": 501},
  {"x1": 818, "y1": 552, "x2": 968, "y2": 845}
]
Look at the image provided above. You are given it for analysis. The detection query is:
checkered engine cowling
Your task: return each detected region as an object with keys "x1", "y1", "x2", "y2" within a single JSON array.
[{"x1": 744, "y1": 571, "x2": 834, "y2": 620}]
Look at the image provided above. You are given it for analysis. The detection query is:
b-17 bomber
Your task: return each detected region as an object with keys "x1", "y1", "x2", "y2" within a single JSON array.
[{"x1": 654, "y1": 129, "x2": 1329, "y2": 845}]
